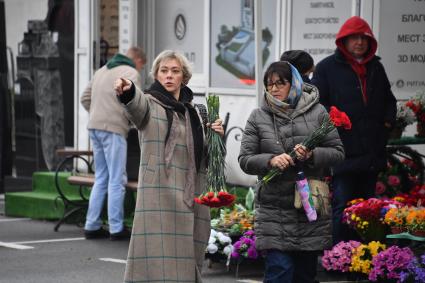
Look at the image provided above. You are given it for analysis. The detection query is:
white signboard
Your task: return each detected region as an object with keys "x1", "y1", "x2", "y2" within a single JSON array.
[
  {"x1": 119, "y1": 0, "x2": 133, "y2": 54},
  {"x1": 154, "y1": 0, "x2": 204, "y2": 74},
  {"x1": 210, "y1": 0, "x2": 277, "y2": 89},
  {"x1": 378, "y1": 0, "x2": 425, "y2": 100},
  {"x1": 290, "y1": 0, "x2": 353, "y2": 64}
]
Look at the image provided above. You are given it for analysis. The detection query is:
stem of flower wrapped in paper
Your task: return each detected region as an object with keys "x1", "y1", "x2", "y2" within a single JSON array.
[
  {"x1": 194, "y1": 95, "x2": 236, "y2": 208},
  {"x1": 262, "y1": 106, "x2": 351, "y2": 184}
]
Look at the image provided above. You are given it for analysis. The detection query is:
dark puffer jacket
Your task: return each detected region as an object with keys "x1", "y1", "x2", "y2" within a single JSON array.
[
  {"x1": 312, "y1": 17, "x2": 397, "y2": 175},
  {"x1": 238, "y1": 85, "x2": 344, "y2": 252}
]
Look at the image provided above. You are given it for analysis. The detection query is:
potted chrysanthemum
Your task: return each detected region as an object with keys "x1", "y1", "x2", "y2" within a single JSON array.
[
  {"x1": 369, "y1": 245, "x2": 415, "y2": 282},
  {"x1": 390, "y1": 102, "x2": 415, "y2": 139},
  {"x1": 384, "y1": 206, "x2": 409, "y2": 234},
  {"x1": 405, "y1": 207, "x2": 425, "y2": 237},
  {"x1": 230, "y1": 230, "x2": 258, "y2": 261},
  {"x1": 321, "y1": 240, "x2": 361, "y2": 273},
  {"x1": 206, "y1": 229, "x2": 233, "y2": 262}
]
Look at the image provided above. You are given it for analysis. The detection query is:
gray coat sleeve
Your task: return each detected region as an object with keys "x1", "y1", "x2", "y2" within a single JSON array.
[{"x1": 238, "y1": 110, "x2": 275, "y2": 176}]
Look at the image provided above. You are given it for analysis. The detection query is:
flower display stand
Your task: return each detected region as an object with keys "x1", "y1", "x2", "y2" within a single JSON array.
[
  {"x1": 387, "y1": 232, "x2": 425, "y2": 242},
  {"x1": 390, "y1": 227, "x2": 406, "y2": 234},
  {"x1": 386, "y1": 232, "x2": 425, "y2": 257},
  {"x1": 385, "y1": 143, "x2": 425, "y2": 186},
  {"x1": 387, "y1": 136, "x2": 425, "y2": 146}
]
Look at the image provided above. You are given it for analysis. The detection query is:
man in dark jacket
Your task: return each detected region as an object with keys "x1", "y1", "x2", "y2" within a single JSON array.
[{"x1": 312, "y1": 16, "x2": 397, "y2": 244}]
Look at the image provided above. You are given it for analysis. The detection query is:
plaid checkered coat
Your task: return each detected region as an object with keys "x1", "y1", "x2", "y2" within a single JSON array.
[{"x1": 123, "y1": 87, "x2": 210, "y2": 283}]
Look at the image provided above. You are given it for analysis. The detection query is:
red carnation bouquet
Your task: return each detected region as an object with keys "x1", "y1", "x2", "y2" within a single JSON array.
[
  {"x1": 262, "y1": 106, "x2": 351, "y2": 183},
  {"x1": 194, "y1": 95, "x2": 236, "y2": 208},
  {"x1": 329, "y1": 106, "x2": 352, "y2": 129}
]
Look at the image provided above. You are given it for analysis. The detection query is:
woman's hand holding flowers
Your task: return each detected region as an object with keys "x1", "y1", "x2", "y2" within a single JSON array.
[
  {"x1": 207, "y1": 118, "x2": 224, "y2": 137},
  {"x1": 195, "y1": 95, "x2": 236, "y2": 208},
  {"x1": 294, "y1": 144, "x2": 312, "y2": 161},
  {"x1": 263, "y1": 106, "x2": 350, "y2": 184},
  {"x1": 270, "y1": 153, "x2": 295, "y2": 171}
]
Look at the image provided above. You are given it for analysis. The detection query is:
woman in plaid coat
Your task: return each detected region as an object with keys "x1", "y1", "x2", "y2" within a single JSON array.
[{"x1": 115, "y1": 50, "x2": 224, "y2": 283}]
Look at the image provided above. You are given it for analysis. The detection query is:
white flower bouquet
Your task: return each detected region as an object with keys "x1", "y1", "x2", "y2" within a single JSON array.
[
  {"x1": 395, "y1": 102, "x2": 416, "y2": 129},
  {"x1": 206, "y1": 229, "x2": 233, "y2": 262}
]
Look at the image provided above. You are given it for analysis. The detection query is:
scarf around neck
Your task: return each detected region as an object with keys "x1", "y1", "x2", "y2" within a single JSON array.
[
  {"x1": 146, "y1": 80, "x2": 204, "y2": 172},
  {"x1": 265, "y1": 62, "x2": 304, "y2": 113}
]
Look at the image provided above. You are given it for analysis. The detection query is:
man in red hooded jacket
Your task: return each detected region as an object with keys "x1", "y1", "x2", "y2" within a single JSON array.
[{"x1": 312, "y1": 16, "x2": 396, "y2": 244}]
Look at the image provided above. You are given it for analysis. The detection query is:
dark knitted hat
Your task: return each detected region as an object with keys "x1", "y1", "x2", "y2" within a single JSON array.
[{"x1": 280, "y1": 50, "x2": 314, "y2": 75}]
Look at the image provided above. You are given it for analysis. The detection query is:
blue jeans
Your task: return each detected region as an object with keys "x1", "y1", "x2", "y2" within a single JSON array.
[
  {"x1": 264, "y1": 250, "x2": 318, "y2": 283},
  {"x1": 85, "y1": 129, "x2": 127, "y2": 234},
  {"x1": 331, "y1": 171, "x2": 377, "y2": 245}
]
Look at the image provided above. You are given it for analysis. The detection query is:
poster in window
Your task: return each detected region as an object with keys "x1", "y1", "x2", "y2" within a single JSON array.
[
  {"x1": 210, "y1": 0, "x2": 277, "y2": 89},
  {"x1": 378, "y1": 0, "x2": 425, "y2": 99},
  {"x1": 290, "y1": 0, "x2": 352, "y2": 66}
]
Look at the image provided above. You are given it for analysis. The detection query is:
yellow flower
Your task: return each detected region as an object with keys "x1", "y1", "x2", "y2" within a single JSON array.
[
  {"x1": 405, "y1": 207, "x2": 425, "y2": 231},
  {"x1": 347, "y1": 198, "x2": 365, "y2": 206},
  {"x1": 384, "y1": 206, "x2": 410, "y2": 229},
  {"x1": 393, "y1": 196, "x2": 405, "y2": 202},
  {"x1": 349, "y1": 241, "x2": 386, "y2": 274}
]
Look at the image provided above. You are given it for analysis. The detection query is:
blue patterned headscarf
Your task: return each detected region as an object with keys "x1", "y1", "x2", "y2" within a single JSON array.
[{"x1": 285, "y1": 62, "x2": 304, "y2": 108}]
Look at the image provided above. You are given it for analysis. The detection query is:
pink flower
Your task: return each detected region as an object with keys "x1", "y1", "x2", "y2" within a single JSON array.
[
  {"x1": 322, "y1": 241, "x2": 361, "y2": 272},
  {"x1": 375, "y1": 181, "x2": 386, "y2": 195},
  {"x1": 387, "y1": 175, "x2": 401, "y2": 187}
]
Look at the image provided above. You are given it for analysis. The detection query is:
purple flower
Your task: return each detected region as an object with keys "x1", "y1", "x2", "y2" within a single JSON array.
[
  {"x1": 247, "y1": 246, "x2": 258, "y2": 259},
  {"x1": 401, "y1": 256, "x2": 425, "y2": 283},
  {"x1": 241, "y1": 237, "x2": 253, "y2": 246},
  {"x1": 230, "y1": 232, "x2": 258, "y2": 260},
  {"x1": 243, "y1": 230, "x2": 255, "y2": 238},
  {"x1": 369, "y1": 246, "x2": 414, "y2": 282},
  {"x1": 233, "y1": 241, "x2": 241, "y2": 250}
]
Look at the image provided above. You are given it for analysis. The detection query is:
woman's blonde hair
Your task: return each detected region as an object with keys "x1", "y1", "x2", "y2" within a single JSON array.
[{"x1": 150, "y1": 50, "x2": 192, "y2": 85}]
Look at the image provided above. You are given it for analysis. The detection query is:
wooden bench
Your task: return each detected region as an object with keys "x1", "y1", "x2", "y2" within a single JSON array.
[
  {"x1": 54, "y1": 149, "x2": 138, "y2": 231},
  {"x1": 67, "y1": 175, "x2": 138, "y2": 192}
]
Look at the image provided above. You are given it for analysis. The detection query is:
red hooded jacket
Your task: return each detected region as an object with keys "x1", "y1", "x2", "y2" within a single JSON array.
[{"x1": 335, "y1": 16, "x2": 377, "y2": 104}]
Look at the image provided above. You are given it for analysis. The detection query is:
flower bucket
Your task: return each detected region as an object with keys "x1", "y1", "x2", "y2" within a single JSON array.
[
  {"x1": 410, "y1": 230, "x2": 425, "y2": 238},
  {"x1": 358, "y1": 223, "x2": 389, "y2": 243},
  {"x1": 417, "y1": 122, "x2": 425, "y2": 137},
  {"x1": 389, "y1": 126, "x2": 403, "y2": 139},
  {"x1": 390, "y1": 226, "x2": 404, "y2": 234},
  {"x1": 205, "y1": 252, "x2": 228, "y2": 263}
]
